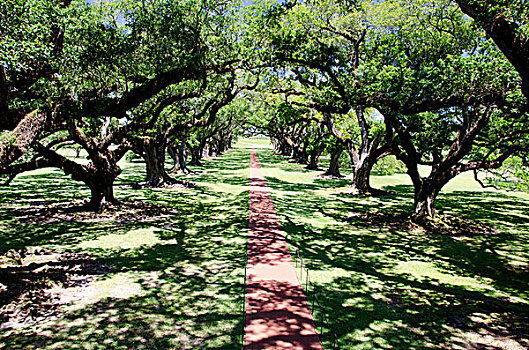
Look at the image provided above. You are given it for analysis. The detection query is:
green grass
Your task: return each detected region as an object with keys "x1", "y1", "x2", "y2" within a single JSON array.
[
  {"x1": 1, "y1": 139, "x2": 528, "y2": 349},
  {"x1": 0, "y1": 148, "x2": 251, "y2": 349},
  {"x1": 234, "y1": 136, "x2": 272, "y2": 148},
  {"x1": 252, "y1": 147, "x2": 529, "y2": 349}
]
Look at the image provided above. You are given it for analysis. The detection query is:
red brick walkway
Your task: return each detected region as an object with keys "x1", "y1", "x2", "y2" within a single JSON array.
[{"x1": 245, "y1": 148, "x2": 322, "y2": 349}]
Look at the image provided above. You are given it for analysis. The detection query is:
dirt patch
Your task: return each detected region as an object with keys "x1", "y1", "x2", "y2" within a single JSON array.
[
  {"x1": 348, "y1": 210, "x2": 498, "y2": 236},
  {"x1": 11, "y1": 200, "x2": 179, "y2": 225},
  {"x1": 0, "y1": 248, "x2": 111, "y2": 330},
  {"x1": 124, "y1": 179, "x2": 196, "y2": 189},
  {"x1": 457, "y1": 312, "x2": 529, "y2": 350},
  {"x1": 315, "y1": 173, "x2": 346, "y2": 179}
]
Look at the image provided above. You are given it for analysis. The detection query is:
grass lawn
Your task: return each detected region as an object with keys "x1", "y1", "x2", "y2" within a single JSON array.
[
  {"x1": 253, "y1": 146, "x2": 529, "y2": 349},
  {"x1": 0, "y1": 147, "x2": 250, "y2": 349},
  {"x1": 1, "y1": 138, "x2": 528, "y2": 349}
]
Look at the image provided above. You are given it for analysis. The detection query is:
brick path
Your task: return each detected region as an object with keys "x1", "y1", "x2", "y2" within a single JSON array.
[{"x1": 244, "y1": 148, "x2": 322, "y2": 349}]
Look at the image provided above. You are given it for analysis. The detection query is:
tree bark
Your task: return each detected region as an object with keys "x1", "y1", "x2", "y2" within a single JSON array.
[
  {"x1": 0, "y1": 110, "x2": 48, "y2": 169},
  {"x1": 144, "y1": 138, "x2": 171, "y2": 186},
  {"x1": 411, "y1": 178, "x2": 441, "y2": 221},
  {"x1": 324, "y1": 148, "x2": 343, "y2": 177},
  {"x1": 177, "y1": 139, "x2": 190, "y2": 174},
  {"x1": 324, "y1": 109, "x2": 391, "y2": 190},
  {"x1": 293, "y1": 148, "x2": 308, "y2": 164},
  {"x1": 86, "y1": 174, "x2": 119, "y2": 211},
  {"x1": 349, "y1": 158, "x2": 374, "y2": 193},
  {"x1": 188, "y1": 145, "x2": 204, "y2": 166},
  {"x1": 35, "y1": 145, "x2": 122, "y2": 212},
  {"x1": 306, "y1": 149, "x2": 322, "y2": 170}
]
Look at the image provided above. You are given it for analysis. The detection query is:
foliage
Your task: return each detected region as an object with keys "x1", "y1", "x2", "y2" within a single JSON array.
[
  {"x1": 483, "y1": 156, "x2": 529, "y2": 192},
  {"x1": 372, "y1": 155, "x2": 406, "y2": 176}
]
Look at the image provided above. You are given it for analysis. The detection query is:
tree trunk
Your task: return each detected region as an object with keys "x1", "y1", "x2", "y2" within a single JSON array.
[
  {"x1": 217, "y1": 141, "x2": 226, "y2": 154},
  {"x1": 35, "y1": 145, "x2": 123, "y2": 212},
  {"x1": 142, "y1": 138, "x2": 179, "y2": 187},
  {"x1": 143, "y1": 139, "x2": 171, "y2": 186},
  {"x1": 411, "y1": 177, "x2": 444, "y2": 222},
  {"x1": 349, "y1": 158, "x2": 374, "y2": 193},
  {"x1": 167, "y1": 143, "x2": 178, "y2": 172},
  {"x1": 188, "y1": 146, "x2": 203, "y2": 166},
  {"x1": 324, "y1": 149, "x2": 343, "y2": 177},
  {"x1": 307, "y1": 152, "x2": 320, "y2": 170},
  {"x1": 281, "y1": 143, "x2": 291, "y2": 156},
  {"x1": 293, "y1": 153, "x2": 307, "y2": 164},
  {"x1": 87, "y1": 178, "x2": 117, "y2": 211},
  {"x1": 177, "y1": 139, "x2": 190, "y2": 174},
  {"x1": 293, "y1": 145, "x2": 308, "y2": 164}
]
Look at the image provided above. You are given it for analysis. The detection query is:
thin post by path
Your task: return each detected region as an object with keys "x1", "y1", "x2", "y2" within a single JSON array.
[{"x1": 244, "y1": 148, "x2": 322, "y2": 349}]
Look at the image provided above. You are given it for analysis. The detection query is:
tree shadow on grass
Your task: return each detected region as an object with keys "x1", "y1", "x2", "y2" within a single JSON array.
[
  {"x1": 1, "y1": 190, "x2": 249, "y2": 348},
  {"x1": 287, "y1": 208, "x2": 529, "y2": 348},
  {"x1": 251, "y1": 148, "x2": 529, "y2": 349},
  {"x1": 0, "y1": 148, "x2": 252, "y2": 349},
  {"x1": 2, "y1": 284, "x2": 245, "y2": 350}
]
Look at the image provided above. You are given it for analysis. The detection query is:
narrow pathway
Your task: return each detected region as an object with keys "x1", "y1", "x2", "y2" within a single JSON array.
[{"x1": 245, "y1": 148, "x2": 322, "y2": 349}]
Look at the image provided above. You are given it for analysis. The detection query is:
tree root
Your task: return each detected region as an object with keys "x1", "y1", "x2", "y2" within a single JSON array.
[
  {"x1": 348, "y1": 210, "x2": 497, "y2": 236},
  {"x1": 411, "y1": 213, "x2": 497, "y2": 236},
  {"x1": 316, "y1": 173, "x2": 345, "y2": 179},
  {"x1": 132, "y1": 178, "x2": 195, "y2": 189},
  {"x1": 334, "y1": 186, "x2": 395, "y2": 196}
]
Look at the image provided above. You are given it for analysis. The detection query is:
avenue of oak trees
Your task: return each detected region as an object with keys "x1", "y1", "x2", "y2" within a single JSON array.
[
  {"x1": 1, "y1": 0, "x2": 528, "y2": 223},
  {"x1": 0, "y1": 0, "x2": 261, "y2": 210},
  {"x1": 253, "y1": 0, "x2": 529, "y2": 222}
]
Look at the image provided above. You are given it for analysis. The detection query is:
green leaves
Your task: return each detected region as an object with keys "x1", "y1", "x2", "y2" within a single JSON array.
[{"x1": 0, "y1": 0, "x2": 68, "y2": 70}]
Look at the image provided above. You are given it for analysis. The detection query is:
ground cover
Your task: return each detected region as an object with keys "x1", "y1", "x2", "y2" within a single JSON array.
[
  {"x1": 2, "y1": 139, "x2": 528, "y2": 349},
  {"x1": 0, "y1": 148, "x2": 250, "y2": 349},
  {"x1": 254, "y1": 147, "x2": 529, "y2": 349}
]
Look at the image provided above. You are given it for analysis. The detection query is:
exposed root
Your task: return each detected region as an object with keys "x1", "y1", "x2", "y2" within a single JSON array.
[
  {"x1": 128, "y1": 178, "x2": 196, "y2": 189},
  {"x1": 412, "y1": 214, "x2": 498, "y2": 236},
  {"x1": 348, "y1": 210, "x2": 497, "y2": 236},
  {"x1": 0, "y1": 248, "x2": 111, "y2": 330},
  {"x1": 332, "y1": 186, "x2": 395, "y2": 196},
  {"x1": 316, "y1": 173, "x2": 345, "y2": 179},
  {"x1": 11, "y1": 200, "x2": 179, "y2": 225}
]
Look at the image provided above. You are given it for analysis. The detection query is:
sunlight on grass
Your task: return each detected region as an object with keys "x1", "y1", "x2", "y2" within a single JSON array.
[
  {"x1": 1, "y1": 147, "x2": 249, "y2": 349},
  {"x1": 2, "y1": 144, "x2": 529, "y2": 349},
  {"x1": 386, "y1": 261, "x2": 528, "y2": 304},
  {"x1": 78, "y1": 228, "x2": 167, "y2": 250},
  {"x1": 64, "y1": 272, "x2": 150, "y2": 311},
  {"x1": 235, "y1": 136, "x2": 272, "y2": 148},
  {"x1": 250, "y1": 147, "x2": 529, "y2": 349}
]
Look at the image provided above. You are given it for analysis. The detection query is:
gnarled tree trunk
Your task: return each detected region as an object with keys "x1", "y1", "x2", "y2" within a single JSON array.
[
  {"x1": 143, "y1": 138, "x2": 173, "y2": 187},
  {"x1": 412, "y1": 186, "x2": 439, "y2": 221},
  {"x1": 86, "y1": 171, "x2": 119, "y2": 211},
  {"x1": 189, "y1": 144, "x2": 205, "y2": 166},
  {"x1": 349, "y1": 157, "x2": 374, "y2": 193},
  {"x1": 307, "y1": 150, "x2": 321, "y2": 170},
  {"x1": 48, "y1": 148, "x2": 122, "y2": 212},
  {"x1": 410, "y1": 172, "x2": 450, "y2": 223},
  {"x1": 167, "y1": 138, "x2": 190, "y2": 174},
  {"x1": 324, "y1": 148, "x2": 343, "y2": 177}
]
